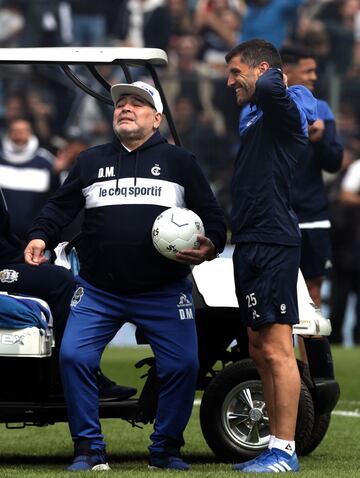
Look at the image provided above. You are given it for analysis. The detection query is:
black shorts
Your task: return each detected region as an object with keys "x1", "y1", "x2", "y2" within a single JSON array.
[
  {"x1": 299, "y1": 228, "x2": 333, "y2": 280},
  {"x1": 233, "y1": 243, "x2": 300, "y2": 330}
]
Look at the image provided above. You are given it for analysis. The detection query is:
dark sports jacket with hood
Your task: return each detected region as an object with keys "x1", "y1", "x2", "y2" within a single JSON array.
[
  {"x1": 234, "y1": 68, "x2": 318, "y2": 246},
  {"x1": 28, "y1": 131, "x2": 227, "y2": 294}
]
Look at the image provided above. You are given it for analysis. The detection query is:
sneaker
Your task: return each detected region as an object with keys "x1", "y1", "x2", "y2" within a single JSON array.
[
  {"x1": 67, "y1": 450, "x2": 110, "y2": 471},
  {"x1": 233, "y1": 449, "x2": 272, "y2": 471},
  {"x1": 149, "y1": 453, "x2": 190, "y2": 471},
  {"x1": 97, "y1": 369, "x2": 137, "y2": 401},
  {"x1": 242, "y1": 449, "x2": 299, "y2": 473}
]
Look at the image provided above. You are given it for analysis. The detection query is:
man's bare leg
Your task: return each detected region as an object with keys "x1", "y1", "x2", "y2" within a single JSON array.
[
  {"x1": 258, "y1": 323, "x2": 300, "y2": 440},
  {"x1": 248, "y1": 328, "x2": 276, "y2": 436}
]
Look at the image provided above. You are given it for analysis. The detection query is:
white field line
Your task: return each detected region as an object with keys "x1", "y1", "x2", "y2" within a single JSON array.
[
  {"x1": 193, "y1": 399, "x2": 360, "y2": 418},
  {"x1": 332, "y1": 410, "x2": 360, "y2": 418}
]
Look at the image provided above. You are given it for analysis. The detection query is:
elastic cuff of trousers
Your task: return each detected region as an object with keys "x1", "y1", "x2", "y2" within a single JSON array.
[
  {"x1": 149, "y1": 440, "x2": 184, "y2": 455},
  {"x1": 74, "y1": 438, "x2": 106, "y2": 453}
]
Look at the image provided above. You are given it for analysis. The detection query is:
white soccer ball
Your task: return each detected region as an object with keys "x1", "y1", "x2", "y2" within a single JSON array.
[{"x1": 152, "y1": 207, "x2": 205, "y2": 260}]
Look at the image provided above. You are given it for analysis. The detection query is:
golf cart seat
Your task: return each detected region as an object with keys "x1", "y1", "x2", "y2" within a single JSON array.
[{"x1": 0, "y1": 292, "x2": 53, "y2": 357}]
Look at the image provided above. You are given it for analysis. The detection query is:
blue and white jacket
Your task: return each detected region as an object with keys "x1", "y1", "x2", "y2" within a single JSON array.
[
  {"x1": 0, "y1": 138, "x2": 59, "y2": 240},
  {"x1": 28, "y1": 132, "x2": 227, "y2": 294},
  {"x1": 291, "y1": 99, "x2": 343, "y2": 225},
  {"x1": 235, "y1": 68, "x2": 317, "y2": 246}
]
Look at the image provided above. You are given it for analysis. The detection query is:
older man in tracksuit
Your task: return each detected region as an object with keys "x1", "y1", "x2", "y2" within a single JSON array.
[{"x1": 24, "y1": 81, "x2": 227, "y2": 471}]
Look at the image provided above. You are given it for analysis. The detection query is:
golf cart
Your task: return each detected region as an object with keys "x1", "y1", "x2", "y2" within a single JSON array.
[{"x1": 0, "y1": 47, "x2": 340, "y2": 462}]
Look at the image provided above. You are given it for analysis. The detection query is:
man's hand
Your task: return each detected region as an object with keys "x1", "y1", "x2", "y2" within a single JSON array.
[
  {"x1": 282, "y1": 72, "x2": 288, "y2": 87},
  {"x1": 24, "y1": 239, "x2": 48, "y2": 266},
  {"x1": 308, "y1": 119, "x2": 325, "y2": 142},
  {"x1": 175, "y1": 235, "x2": 216, "y2": 265}
]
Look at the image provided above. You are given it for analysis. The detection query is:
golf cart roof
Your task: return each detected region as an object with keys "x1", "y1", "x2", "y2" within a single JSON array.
[
  {"x1": 0, "y1": 47, "x2": 168, "y2": 65},
  {"x1": 0, "y1": 46, "x2": 180, "y2": 144}
]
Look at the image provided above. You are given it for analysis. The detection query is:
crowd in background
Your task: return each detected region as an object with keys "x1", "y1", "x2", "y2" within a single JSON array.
[{"x1": 0, "y1": 0, "x2": 360, "y2": 345}]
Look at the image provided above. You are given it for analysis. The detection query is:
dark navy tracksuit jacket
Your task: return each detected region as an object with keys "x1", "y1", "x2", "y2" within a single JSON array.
[
  {"x1": 234, "y1": 70, "x2": 317, "y2": 328},
  {"x1": 234, "y1": 69, "x2": 317, "y2": 246},
  {"x1": 29, "y1": 131, "x2": 226, "y2": 294}
]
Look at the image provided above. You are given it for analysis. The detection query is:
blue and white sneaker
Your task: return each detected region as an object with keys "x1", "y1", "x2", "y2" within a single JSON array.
[
  {"x1": 149, "y1": 453, "x2": 190, "y2": 470},
  {"x1": 233, "y1": 449, "x2": 272, "y2": 471},
  {"x1": 242, "y1": 448, "x2": 299, "y2": 473},
  {"x1": 67, "y1": 445, "x2": 110, "y2": 471}
]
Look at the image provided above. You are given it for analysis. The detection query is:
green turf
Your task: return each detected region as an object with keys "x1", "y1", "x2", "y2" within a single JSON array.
[{"x1": 0, "y1": 345, "x2": 359, "y2": 477}]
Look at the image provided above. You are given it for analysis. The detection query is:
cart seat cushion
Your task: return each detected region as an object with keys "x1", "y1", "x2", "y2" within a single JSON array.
[{"x1": 0, "y1": 292, "x2": 51, "y2": 329}]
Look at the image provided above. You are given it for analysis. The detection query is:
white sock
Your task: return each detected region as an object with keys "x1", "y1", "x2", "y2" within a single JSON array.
[
  {"x1": 272, "y1": 437, "x2": 295, "y2": 456},
  {"x1": 268, "y1": 435, "x2": 275, "y2": 449}
]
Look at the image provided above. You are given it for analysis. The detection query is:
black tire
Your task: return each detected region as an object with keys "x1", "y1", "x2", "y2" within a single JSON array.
[
  {"x1": 294, "y1": 376, "x2": 316, "y2": 454},
  {"x1": 297, "y1": 412, "x2": 331, "y2": 456},
  {"x1": 200, "y1": 359, "x2": 315, "y2": 461}
]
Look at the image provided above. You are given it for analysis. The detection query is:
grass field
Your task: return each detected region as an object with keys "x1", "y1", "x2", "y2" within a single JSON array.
[{"x1": 0, "y1": 345, "x2": 359, "y2": 477}]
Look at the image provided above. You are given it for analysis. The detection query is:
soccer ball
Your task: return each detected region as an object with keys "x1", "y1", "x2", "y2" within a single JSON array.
[{"x1": 152, "y1": 207, "x2": 205, "y2": 260}]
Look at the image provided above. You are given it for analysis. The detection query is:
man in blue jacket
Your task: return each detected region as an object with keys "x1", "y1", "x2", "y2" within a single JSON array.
[
  {"x1": 281, "y1": 45, "x2": 343, "y2": 308},
  {"x1": 24, "y1": 81, "x2": 227, "y2": 471},
  {"x1": 226, "y1": 39, "x2": 317, "y2": 473},
  {"x1": 240, "y1": 0, "x2": 304, "y2": 49}
]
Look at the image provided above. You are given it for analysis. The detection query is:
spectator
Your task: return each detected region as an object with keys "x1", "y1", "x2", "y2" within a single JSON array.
[
  {"x1": 327, "y1": 147, "x2": 360, "y2": 345},
  {"x1": 337, "y1": 154, "x2": 360, "y2": 344},
  {"x1": 195, "y1": 0, "x2": 242, "y2": 72},
  {"x1": 239, "y1": 0, "x2": 304, "y2": 48},
  {"x1": 122, "y1": 0, "x2": 172, "y2": 51},
  {"x1": 0, "y1": 93, "x2": 29, "y2": 135},
  {"x1": 309, "y1": 0, "x2": 360, "y2": 76},
  {"x1": 281, "y1": 45, "x2": 343, "y2": 308},
  {"x1": 167, "y1": 95, "x2": 228, "y2": 183},
  {"x1": 336, "y1": 101, "x2": 360, "y2": 147},
  {"x1": 0, "y1": 2, "x2": 25, "y2": 47},
  {"x1": 53, "y1": 135, "x2": 89, "y2": 184},
  {"x1": 26, "y1": 88, "x2": 56, "y2": 148},
  {"x1": 162, "y1": 34, "x2": 226, "y2": 135},
  {"x1": 296, "y1": 17, "x2": 331, "y2": 100},
  {"x1": 68, "y1": 1, "x2": 107, "y2": 46},
  {"x1": 340, "y1": 155, "x2": 360, "y2": 203},
  {"x1": 167, "y1": 0, "x2": 194, "y2": 51},
  {"x1": 15, "y1": 0, "x2": 72, "y2": 47},
  {"x1": 0, "y1": 118, "x2": 60, "y2": 240},
  {"x1": 53, "y1": 135, "x2": 89, "y2": 241}
]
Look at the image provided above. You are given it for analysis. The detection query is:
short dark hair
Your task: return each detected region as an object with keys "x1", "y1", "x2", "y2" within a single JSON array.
[
  {"x1": 225, "y1": 39, "x2": 282, "y2": 69},
  {"x1": 280, "y1": 45, "x2": 317, "y2": 66}
]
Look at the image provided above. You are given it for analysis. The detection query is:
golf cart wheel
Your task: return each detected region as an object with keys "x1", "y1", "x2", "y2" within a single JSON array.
[
  {"x1": 297, "y1": 412, "x2": 331, "y2": 456},
  {"x1": 200, "y1": 358, "x2": 315, "y2": 461}
]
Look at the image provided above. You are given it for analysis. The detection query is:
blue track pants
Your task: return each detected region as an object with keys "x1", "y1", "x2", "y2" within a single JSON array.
[{"x1": 59, "y1": 276, "x2": 199, "y2": 454}]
